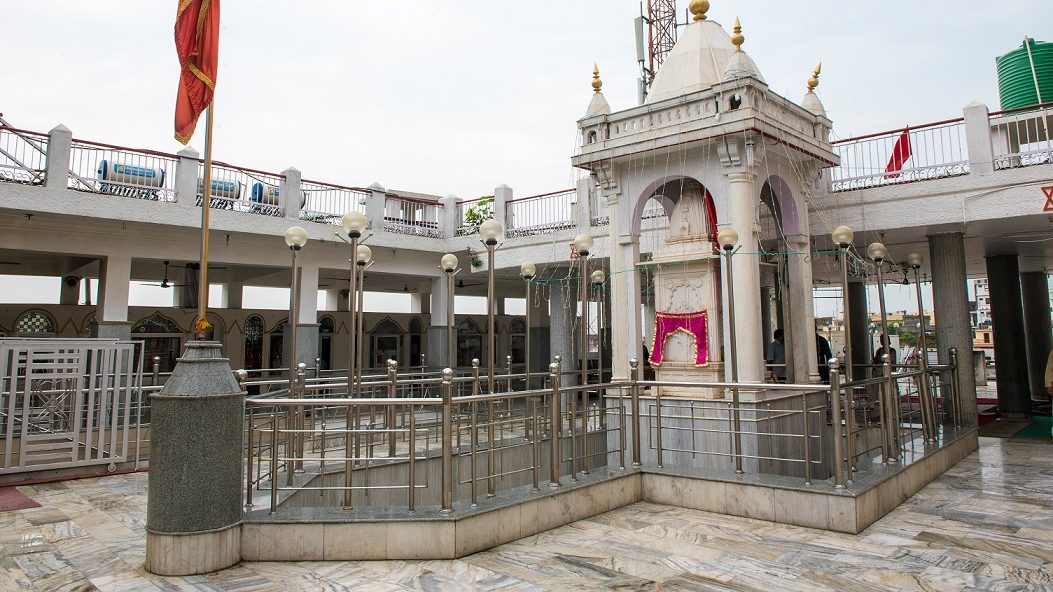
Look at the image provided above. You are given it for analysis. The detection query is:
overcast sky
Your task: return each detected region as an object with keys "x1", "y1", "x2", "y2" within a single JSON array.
[
  {"x1": 7, "y1": 0, "x2": 1051, "y2": 198},
  {"x1": 3, "y1": 1, "x2": 1050, "y2": 313}
]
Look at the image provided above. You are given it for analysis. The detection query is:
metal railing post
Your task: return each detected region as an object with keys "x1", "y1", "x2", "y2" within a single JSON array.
[
  {"x1": 630, "y1": 358, "x2": 642, "y2": 467},
  {"x1": 152, "y1": 355, "x2": 161, "y2": 386},
  {"x1": 949, "y1": 348, "x2": 962, "y2": 429},
  {"x1": 531, "y1": 395, "x2": 540, "y2": 490},
  {"x1": 387, "y1": 359, "x2": 397, "y2": 458},
  {"x1": 829, "y1": 358, "x2": 846, "y2": 489},
  {"x1": 472, "y1": 359, "x2": 481, "y2": 395},
  {"x1": 296, "y1": 363, "x2": 306, "y2": 470},
  {"x1": 269, "y1": 409, "x2": 279, "y2": 513},
  {"x1": 549, "y1": 361, "x2": 562, "y2": 488},
  {"x1": 441, "y1": 368, "x2": 454, "y2": 514},
  {"x1": 843, "y1": 378, "x2": 857, "y2": 478},
  {"x1": 802, "y1": 391, "x2": 812, "y2": 485},
  {"x1": 883, "y1": 354, "x2": 898, "y2": 462},
  {"x1": 470, "y1": 400, "x2": 478, "y2": 506},
  {"x1": 245, "y1": 403, "x2": 255, "y2": 510},
  {"x1": 655, "y1": 392, "x2": 663, "y2": 469},
  {"x1": 408, "y1": 402, "x2": 416, "y2": 512}
]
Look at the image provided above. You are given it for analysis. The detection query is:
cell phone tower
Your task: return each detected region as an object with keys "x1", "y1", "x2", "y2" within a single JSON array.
[{"x1": 635, "y1": 0, "x2": 678, "y2": 103}]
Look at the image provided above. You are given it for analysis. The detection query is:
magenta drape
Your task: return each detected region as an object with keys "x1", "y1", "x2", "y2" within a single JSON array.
[{"x1": 650, "y1": 311, "x2": 709, "y2": 367}]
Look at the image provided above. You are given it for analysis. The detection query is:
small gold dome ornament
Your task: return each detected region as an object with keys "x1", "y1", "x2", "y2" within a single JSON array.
[
  {"x1": 689, "y1": 0, "x2": 709, "y2": 21},
  {"x1": 592, "y1": 63, "x2": 603, "y2": 93},
  {"x1": 731, "y1": 17, "x2": 744, "y2": 51},
  {"x1": 807, "y1": 62, "x2": 822, "y2": 92}
]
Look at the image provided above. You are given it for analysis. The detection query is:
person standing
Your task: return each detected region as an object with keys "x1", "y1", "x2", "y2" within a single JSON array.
[
  {"x1": 816, "y1": 330, "x2": 833, "y2": 383},
  {"x1": 766, "y1": 329, "x2": 786, "y2": 382}
]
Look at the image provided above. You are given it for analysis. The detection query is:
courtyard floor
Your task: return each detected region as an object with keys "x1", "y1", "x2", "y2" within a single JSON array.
[{"x1": 1, "y1": 437, "x2": 1052, "y2": 591}]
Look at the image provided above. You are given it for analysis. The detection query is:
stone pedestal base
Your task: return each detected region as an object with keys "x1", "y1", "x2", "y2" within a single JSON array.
[
  {"x1": 656, "y1": 362, "x2": 725, "y2": 398},
  {"x1": 145, "y1": 524, "x2": 241, "y2": 576}
]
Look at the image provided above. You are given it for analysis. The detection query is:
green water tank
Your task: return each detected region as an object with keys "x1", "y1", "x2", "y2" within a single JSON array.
[{"x1": 996, "y1": 38, "x2": 1053, "y2": 110}]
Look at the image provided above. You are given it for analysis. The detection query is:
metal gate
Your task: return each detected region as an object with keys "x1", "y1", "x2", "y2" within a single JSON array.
[{"x1": 1, "y1": 339, "x2": 145, "y2": 475}]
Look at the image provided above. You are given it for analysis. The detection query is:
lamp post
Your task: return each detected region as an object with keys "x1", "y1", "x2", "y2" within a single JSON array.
[
  {"x1": 440, "y1": 254, "x2": 460, "y2": 369},
  {"x1": 591, "y1": 269, "x2": 605, "y2": 386},
  {"x1": 907, "y1": 252, "x2": 936, "y2": 443},
  {"x1": 479, "y1": 219, "x2": 503, "y2": 394},
  {"x1": 355, "y1": 245, "x2": 373, "y2": 392},
  {"x1": 573, "y1": 233, "x2": 593, "y2": 475},
  {"x1": 340, "y1": 211, "x2": 367, "y2": 509},
  {"x1": 283, "y1": 226, "x2": 308, "y2": 393},
  {"x1": 868, "y1": 241, "x2": 897, "y2": 462},
  {"x1": 341, "y1": 211, "x2": 368, "y2": 394},
  {"x1": 831, "y1": 225, "x2": 855, "y2": 382},
  {"x1": 520, "y1": 262, "x2": 536, "y2": 389},
  {"x1": 717, "y1": 227, "x2": 744, "y2": 474}
]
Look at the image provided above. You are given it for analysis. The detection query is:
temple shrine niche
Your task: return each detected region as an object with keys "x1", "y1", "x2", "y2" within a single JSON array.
[{"x1": 648, "y1": 181, "x2": 724, "y2": 398}]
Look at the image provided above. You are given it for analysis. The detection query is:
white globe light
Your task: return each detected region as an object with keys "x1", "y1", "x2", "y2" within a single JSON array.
[
  {"x1": 356, "y1": 245, "x2": 372, "y2": 264},
  {"x1": 831, "y1": 225, "x2": 854, "y2": 247},
  {"x1": 573, "y1": 233, "x2": 594, "y2": 256},
  {"x1": 283, "y1": 226, "x2": 308, "y2": 249},
  {"x1": 440, "y1": 253, "x2": 458, "y2": 272},
  {"x1": 479, "y1": 219, "x2": 503, "y2": 243},
  {"x1": 520, "y1": 261, "x2": 536, "y2": 279},
  {"x1": 906, "y1": 252, "x2": 924, "y2": 269},
  {"x1": 341, "y1": 210, "x2": 368, "y2": 236},
  {"x1": 716, "y1": 227, "x2": 739, "y2": 250},
  {"x1": 867, "y1": 242, "x2": 888, "y2": 262},
  {"x1": 590, "y1": 269, "x2": 605, "y2": 285}
]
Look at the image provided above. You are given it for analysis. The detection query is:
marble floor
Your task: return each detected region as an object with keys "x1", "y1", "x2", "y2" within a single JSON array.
[{"x1": 2, "y1": 437, "x2": 1053, "y2": 591}]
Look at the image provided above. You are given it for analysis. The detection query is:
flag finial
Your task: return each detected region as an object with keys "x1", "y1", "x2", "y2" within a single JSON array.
[
  {"x1": 689, "y1": 0, "x2": 709, "y2": 21},
  {"x1": 592, "y1": 63, "x2": 603, "y2": 93},
  {"x1": 731, "y1": 17, "x2": 744, "y2": 51},
  {"x1": 807, "y1": 62, "x2": 822, "y2": 92}
]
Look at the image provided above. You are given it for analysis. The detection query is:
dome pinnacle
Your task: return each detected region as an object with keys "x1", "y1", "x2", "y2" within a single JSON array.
[
  {"x1": 731, "y1": 17, "x2": 744, "y2": 51},
  {"x1": 689, "y1": 0, "x2": 709, "y2": 22},
  {"x1": 807, "y1": 62, "x2": 822, "y2": 92},
  {"x1": 592, "y1": 63, "x2": 603, "y2": 93}
]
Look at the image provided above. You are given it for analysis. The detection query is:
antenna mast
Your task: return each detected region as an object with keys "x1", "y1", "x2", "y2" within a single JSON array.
[{"x1": 636, "y1": 0, "x2": 678, "y2": 103}]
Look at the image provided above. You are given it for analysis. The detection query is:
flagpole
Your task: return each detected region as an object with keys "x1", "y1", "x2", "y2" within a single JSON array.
[{"x1": 196, "y1": 104, "x2": 214, "y2": 339}]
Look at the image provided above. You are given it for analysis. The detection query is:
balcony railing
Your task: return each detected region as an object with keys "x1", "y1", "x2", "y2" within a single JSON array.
[
  {"x1": 990, "y1": 101, "x2": 1053, "y2": 170},
  {"x1": 505, "y1": 188, "x2": 576, "y2": 238},
  {"x1": 455, "y1": 196, "x2": 488, "y2": 237},
  {"x1": 69, "y1": 138, "x2": 180, "y2": 201},
  {"x1": 203, "y1": 161, "x2": 287, "y2": 216},
  {"x1": 383, "y1": 194, "x2": 444, "y2": 239},
  {"x1": 0, "y1": 126, "x2": 48, "y2": 185},
  {"x1": 300, "y1": 179, "x2": 368, "y2": 225},
  {"x1": 829, "y1": 118, "x2": 969, "y2": 192}
]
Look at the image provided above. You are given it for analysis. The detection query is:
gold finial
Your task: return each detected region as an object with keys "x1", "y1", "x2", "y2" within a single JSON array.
[
  {"x1": 807, "y1": 62, "x2": 821, "y2": 92},
  {"x1": 689, "y1": 0, "x2": 709, "y2": 21},
  {"x1": 731, "y1": 17, "x2": 744, "y2": 51},
  {"x1": 592, "y1": 63, "x2": 603, "y2": 93}
]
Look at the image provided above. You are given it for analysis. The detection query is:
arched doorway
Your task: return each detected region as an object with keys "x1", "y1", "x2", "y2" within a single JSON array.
[{"x1": 131, "y1": 312, "x2": 185, "y2": 373}]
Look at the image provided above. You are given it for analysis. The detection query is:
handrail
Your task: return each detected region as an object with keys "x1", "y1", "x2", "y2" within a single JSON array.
[
  {"x1": 506, "y1": 188, "x2": 575, "y2": 204},
  {"x1": 988, "y1": 100, "x2": 1053, "y2": 117},
  {"x1": 70, "y1": 136, "x2": 182, "y2": 160},
  {"x1": 831, "y1": 117, "x2": 965, "y2": 145}
]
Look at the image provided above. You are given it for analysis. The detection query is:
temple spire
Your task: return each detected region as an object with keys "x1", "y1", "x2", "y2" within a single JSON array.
[
  {"x1": 689, "y1": 0, "x2": 709, "y2": 22},
  {"x1": 592, "y1": 63, "x2": 603, "y2": 94},
  {"x1": 731, "y1": 17, "x2": 744, "y2": 51}
]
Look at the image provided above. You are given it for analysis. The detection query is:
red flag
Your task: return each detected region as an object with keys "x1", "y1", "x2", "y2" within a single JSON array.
[
  {"x1": 174, "y1": 0, "x2": 220, "y2": 144},
  {"x1": 884, "y1": 131, "x2": 912, "y2": 177}
]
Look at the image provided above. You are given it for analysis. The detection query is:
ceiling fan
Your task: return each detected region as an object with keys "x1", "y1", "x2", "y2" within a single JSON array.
[
  {"x1": 143, "y1": 261, "x2": 186, "y2": 288},
  {"x1": 457, "y1": 278, "x2": 486, "y2": 288}
]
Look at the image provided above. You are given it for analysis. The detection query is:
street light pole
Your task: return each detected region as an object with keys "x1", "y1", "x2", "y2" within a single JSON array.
[
  {"x1": 908, "y1": 252, "x2": 936, "y2": 443},
  {"x1": 717, "y1": 227, "x2": 743, "y2": 474},
  {"x1": 479, "y1": 219, "x2": 504, "y2": 394},
  {"x1": 355, "y1": 246, "x2": 373, "y2": 392},
  {"x1": 440, "y1": 254, "x2": 460, "y2": 370},
  {"x1": 831, "y1": 225, "x2": 855, "y2": 382},
  {"x1": 520, "y1": 262, "x2": 536, "y2": 389},
  {"x1": 340, "y1": 211, "x2": 368, "y2": 509},
  {"x1": 868, "y1": 241, "x2": 898, "y2": 462}
]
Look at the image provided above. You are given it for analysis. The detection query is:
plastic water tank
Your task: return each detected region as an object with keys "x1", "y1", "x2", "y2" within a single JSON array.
[{"x1": 997, "y1": 38, "x2": 1053, "y2": 109}]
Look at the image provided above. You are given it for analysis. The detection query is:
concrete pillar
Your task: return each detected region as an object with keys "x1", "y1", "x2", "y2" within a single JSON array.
[
  {"x1": 174, "y1": 146, "x2": 200, "y2": 208},
  {"x1": 786, "y1": 236, "x2": 820, "y2": 383},
  {"x1": 440, "y1": 195, "x2": 459, "y2": 239},
  {"x1": 610, "y1": 237, "x2": 643, "y2": 381},
  {"x1": 494, "y1": 184, "x2": 512, "y2": 240},
  {"x1": 848, "y1": 281, "x2": 871, "y2": 379},
  {"x1": 293, "y1": 265, "x2": 320, "y2": 367},
  {"x1": 963, "y1": 101, "x2": 995, "y2": 176},
  {"x1": 428, "y1": 276, "x2": 450, "y2": 367},
  {"x1": 928, "y1": 232, "x2": 978, "y2": 426},
  {"x1": 726, "y1": 172, "x2": 764, "y2": 383},
  {"x1": 575, "y1": 178, "x2": 592, "y2": 228},
  {"x1": 1021, "y1": 271, "x2": 1052, "y2": 401},
  {"x1": 410, "y1": 292, "x2": 428, "y2": 314},
  {"x1": 60, "y1": 276, "x2": 81, "y2": 305},
  {"x1": 44, "y1": 124, "x2": 71, "y2": 189},
  {"x1": 986, "y1": 255, "x2": 1030, "y2": 418},
  {"x1": 97, "y1": 255, "x2": 131, "y2": 340},
  {"x1": 280, "y1": 167, "x2": 302, "y2": 220},
  {"x1": 549, "y1": 278, "x2": 578, "y2": 384},
  {"x1": 145, "y1": 342, "x2": 243, "y2": 575},
  {"x1": 366, "y1": 183, "x2": 386, "y2": 232},
  {"x1": 223, "y1": 281, "x2": 243, "y2": 309}
]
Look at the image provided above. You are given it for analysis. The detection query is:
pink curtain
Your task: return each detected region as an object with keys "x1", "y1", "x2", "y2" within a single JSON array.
[{"x1": 650, "y1": 311, "x2": 708, "y2": 367}]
